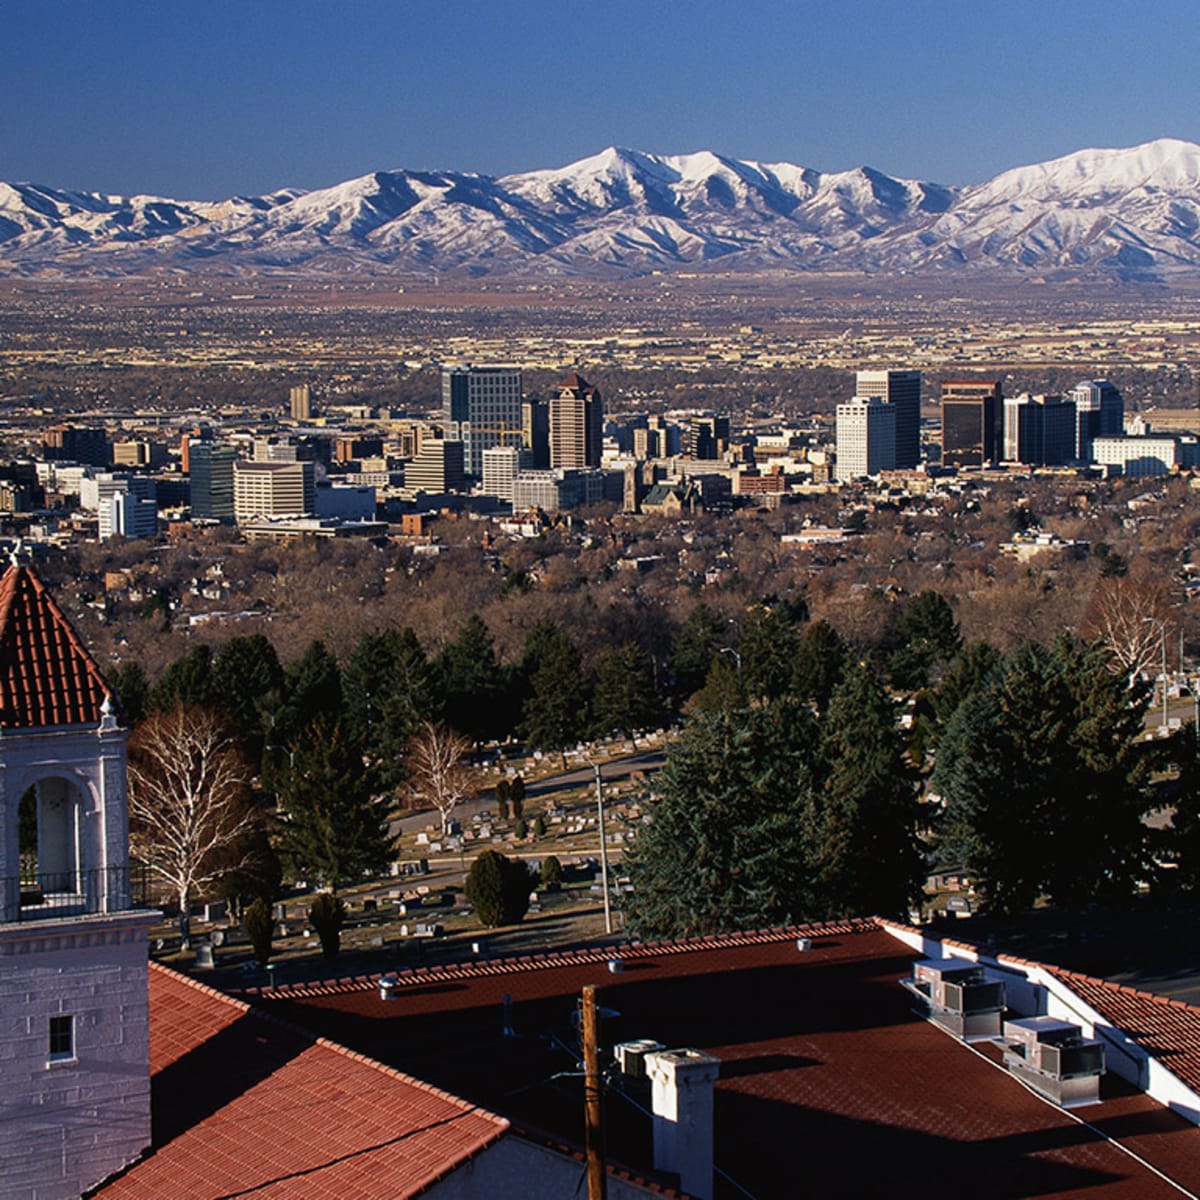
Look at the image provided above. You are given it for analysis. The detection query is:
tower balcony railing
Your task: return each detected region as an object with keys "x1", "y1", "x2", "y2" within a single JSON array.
[{"x1": 1, "y1": 864, "x2": 151, "y2": 923}]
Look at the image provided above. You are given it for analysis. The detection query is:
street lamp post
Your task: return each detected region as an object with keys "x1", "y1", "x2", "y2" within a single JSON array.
[{"x1": 593, "y1": 761, "x2": 613, "y2": 935}]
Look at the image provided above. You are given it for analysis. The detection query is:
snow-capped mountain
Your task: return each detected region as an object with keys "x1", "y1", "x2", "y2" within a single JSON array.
[{"x1": 3, "y1": 139, "x2": 1200, "y2": 281}]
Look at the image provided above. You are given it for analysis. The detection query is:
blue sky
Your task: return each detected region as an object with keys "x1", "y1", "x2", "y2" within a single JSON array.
[{"x1": 5, "y1": 0, "x2": 1198, "y2": 197}]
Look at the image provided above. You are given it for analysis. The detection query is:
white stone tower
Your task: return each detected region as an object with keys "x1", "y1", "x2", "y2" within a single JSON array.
[{"x1": 0, "y1": 564, "x2": 156, "y2": 1200}]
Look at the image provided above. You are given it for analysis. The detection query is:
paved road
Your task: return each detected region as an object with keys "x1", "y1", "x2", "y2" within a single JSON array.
[{"x1": 390, "y1": 749, "x2": 666, "y2": 840}]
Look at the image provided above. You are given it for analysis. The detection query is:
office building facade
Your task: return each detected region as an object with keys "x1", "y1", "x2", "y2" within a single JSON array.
[
  {"x1": 549, "y1": 374, "x2": 603, "y2": 469},
  {"x1": 941, "y1": 380, "x2": 1002, "y2": 468},
  {"x1": 442, "y1": 366, "x2": 524, "y2": 477},
  {"x1": 1070, "y1": 380, "x2": 1124, "y2": 463},
  {"x1": 233, "y1": 461, "x2": 315, "y2": 522},
  {"x1": 836, "y1": 396, "x2": 896, "y2": 482},
  {"x1": 405, "y1": 438, "x2": 466, "y2": 495},
  {"x1": 189, "y1": 442, "x2": 238, "y2": 522},
  {"x1": 1002, "y1": 394, "x2": 1077, "y2": 466},
  {"x1": 856, "y1": 370, "x2": 921, "y2": 469}
]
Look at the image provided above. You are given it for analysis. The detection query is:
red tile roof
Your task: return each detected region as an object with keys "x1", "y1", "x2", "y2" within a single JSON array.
[
  {"x1": 256, "y1": 922, "x2": 1200, "y2": 1200},
  {"x1": 1047, "y1": 966, "x2": 1200, "y2": 1094},
  {"x1": 0, "y1": 564, "x2": 111, "y2": 728},
  {"x1": 94, "y1": 963, "x2": 508, "y2": 1199},
  {"x1": 558, "y1": 373, "x2": 596, "y2": 395}
]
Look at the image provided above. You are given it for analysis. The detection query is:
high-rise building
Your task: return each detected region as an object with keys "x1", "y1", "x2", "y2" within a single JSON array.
[
  {"x1": 290, "y1": 384, "x2": 313, "y2": 421},
  {"x1": 1069, "y1": 380, "x2": 1124, "y2": 463},
  {"x1": 104, "y1": 489, "x2": 159, "y2": 541},
  {"x1": 481, "y1": 445, "x2": 533, "y2": 502},
  {"x1": 549, "y1": 374, "x2": 603, "y2": 469},
  {"x1": 835, "y1": 396, "x2": 896, "y2": 482},
  {"x1": 442, "y1": 366, "x2": 524, "y2": 476},
  {"x1": 684, "y1": 416, "x2": 731, "y2": 460},
  {"x1": 941, "y1": 380, "x2": 1002, "y2": 468},
  {"x1": 1002, "y1": 394, "x2": 1077, "y2": 467},
  {"x1": 233, "y1": 461, "x2": 315, "y2": 522},
  {"x1": 856, "y1": 370, "x2": 921, "y2": 469},
  {"x1": 405, "y1": 438, "x2": 466, "y2": 495},
  {"x1": 189, "y1": 443, "x2": 237, "y2": 522},
  {"x1": 522, "y1": 398, "x2": 550, "y2": 469},
  {"x1": 42, "y1": 424, "x2": 109, "y2": 468}
]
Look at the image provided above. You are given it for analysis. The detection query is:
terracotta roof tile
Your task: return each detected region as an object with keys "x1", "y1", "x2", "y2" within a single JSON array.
[
  {"x1": 259, "y1": 922, "x2": 1200, "y2": 1199},
  {"x1": 94, "y1": 963, "x2": 508, "y2": 1200},
  {"x1": 0, "y1": 564, "x2": 110, "y2": 728}
]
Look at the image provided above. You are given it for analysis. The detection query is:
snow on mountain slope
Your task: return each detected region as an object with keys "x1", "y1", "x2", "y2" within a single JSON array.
[{"x1": 2, "y1": 139, "x2": 1199, "y2": 279}]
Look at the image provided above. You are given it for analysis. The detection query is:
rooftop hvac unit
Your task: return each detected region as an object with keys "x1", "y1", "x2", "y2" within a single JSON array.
[
  {"x1": 1002, "y1": 1017, "x2": 1105, "y2": 1107},
  {"x1": 615, "y1": 1039, "x2": 665, "y2": 1080},
  {"x1": 901, "y1": 958, "x2": 1006, "y2": 1041}
]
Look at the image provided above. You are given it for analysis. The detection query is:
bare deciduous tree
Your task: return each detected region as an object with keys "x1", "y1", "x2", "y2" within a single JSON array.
[
  {"x1": 405, "y1": 721, "x2": 476, "y2": 836},
  {"x1": 127, "y1": 704, "x2": 258, "y2": 945},
  {"x1": 1082, "y1": 575, "x2": 1174, "y2": 682}
]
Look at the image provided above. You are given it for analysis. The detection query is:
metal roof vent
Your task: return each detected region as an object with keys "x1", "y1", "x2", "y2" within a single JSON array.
[
  {"x1": 1002, "y1": 1017, "x2": 1105, "y2": 1107},
  {"x1": 901, "y1": 957, "x2": 1006, "y2": 1041}
]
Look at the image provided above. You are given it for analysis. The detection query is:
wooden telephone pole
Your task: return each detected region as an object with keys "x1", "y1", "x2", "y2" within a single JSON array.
[{"x1": 582, "y1": 985, "x2": 607, "y2": 1200}]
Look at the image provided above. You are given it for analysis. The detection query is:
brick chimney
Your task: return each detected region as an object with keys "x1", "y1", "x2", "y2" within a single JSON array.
[{"x1": 645, "y1": 1048, "x2": 721, "y2": 1200}]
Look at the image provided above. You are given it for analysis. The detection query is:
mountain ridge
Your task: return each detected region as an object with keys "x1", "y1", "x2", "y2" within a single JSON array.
[{"x1": 3, "y1": 139, "x2": 1200, "y2": 282}]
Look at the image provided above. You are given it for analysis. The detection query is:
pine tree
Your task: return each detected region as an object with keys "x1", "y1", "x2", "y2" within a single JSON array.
[
  {"x1": 343, "y1": 626, "x2": 437, "y2": 785},
  {"x1": 791, "y1": 620, "x2": 849, "y2": 713},
  {"x1": 625, "y1": 701, "x2": 821, "y2": 938},
  {"x1": 592, "y1": 643, "x2": 664, "y2": 744},
  {"x1": 150, "y1": 645, "x2": 217, "y2": 711},
  {"x1": 436, "y1": 615, "x2": 510, "y2": 744},
  {"x1": 812, "y1": 665, "x2": 923, "y2": 919},
  {"x1": 521, "y1": 623, "x2": 590, "y2": 764},
  {"x1": 212, "y1": 634, "x2": 283, "y2": 749},
  {"x1": 274, "y1": 719, "x2": 394, "y2": 889},
  {"x1": 739, "y1": 607, "x2": 799, "y2": 703},
  {"x1": 270, "y1": 640, "x2": 343, "y2": 750},
  {"x1": 670, "y1": 603, "x2": 728, "y2": 702}
]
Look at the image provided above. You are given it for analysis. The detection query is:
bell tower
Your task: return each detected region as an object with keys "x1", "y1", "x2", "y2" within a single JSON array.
[{"x1": 0, "y1": 564, "x2": 156, "y2": 1200}]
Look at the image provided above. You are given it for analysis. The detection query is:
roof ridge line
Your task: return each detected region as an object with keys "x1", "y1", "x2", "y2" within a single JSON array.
[{"x1": 243, "y1": 917, "x2": 882, "y2": 999}]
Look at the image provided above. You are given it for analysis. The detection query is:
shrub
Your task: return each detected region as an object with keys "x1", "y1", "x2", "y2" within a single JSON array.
[
  {"x1": 244, "y1": 897, "x2": 273, "y2": 966},
  {"x1": 466, "y1": 850, "x2": 537, "y2": 927},
  {"x1": 540, "y1": 855, "x2": 563, "y2": 887},
  {"x1": 514, "y1": 818, "x2": 528, "y2": 840},
  {"x1": 510, "y1": 776, "x2": 525, "y2": 819},
  {"x1": 308, "y1": 891, "x2": 346, "y2": 960},
  {"x1": 533, "y1": 815, "x2": 546, "y2": 838},
  {"x1": 495, "y1": 778, "x2": 511, "y2": 821}
]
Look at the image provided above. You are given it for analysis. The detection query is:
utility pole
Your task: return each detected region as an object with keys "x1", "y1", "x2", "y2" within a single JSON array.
[
  {"x1": 594, "y1": 762, "x2": 613, "y2": 934},
  {"x1": 582, "y1": 985, "x2": 607, "y2": 1200}
]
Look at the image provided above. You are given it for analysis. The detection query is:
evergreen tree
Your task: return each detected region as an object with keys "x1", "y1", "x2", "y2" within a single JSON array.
[
  {"x1": 885, "y1": 589, "x2": 962, "y2": 691},
  {"x1": 270, "y1": 640, "x2": 343, "y2": 750},
  {"x1": 739, "y1": 607, "x2": 800, "y2": 703},
  {"x1": 150, "y1": 645, "x2": 217, "y2": 711},
  {"x1": 466, "y1": 850, "x2": 536, "y2": 926},
  {"x1": 625, "y1": 701, "x2": 822, "y2": 938},
  {"x1": 791, "y1": 620, "x2": 849, "y2": 713},
  {"x1": 212, "y1": 634, "x2": 283, "y2": 749},
  {"x1": 1168, "y1": 721, "x2": 1200, "y2": 895},
  {"x1": 932, "y1": 640, "x2": 1152, "y2": 914},
  {"x1": 670, "y1": 604, "x2": 728, "y2": 702},
  {"x1": 436, "y1": 615, "x2": 510, "y2": 744},
  {"x1": 110, "y1": 660, "x2": 150, "y2": 725},
  {"x1": 592, "y1": 643, "x2": 664, "y2": 744},
  {"x1": 521, "y1": 624, "x2": 590, "y2": 764},
  {"x1": 811, "y1": 664, "x2": 923, "y2": 919},
  {"x1": 343, "y1": 626, "x2": 436, "y2": 784},
  {"x1": 689, "y1": 652, "x2": 742, "y2": 714},
  {"x1": 274, "y1": 718, "x2": 394, "y2": 889}
]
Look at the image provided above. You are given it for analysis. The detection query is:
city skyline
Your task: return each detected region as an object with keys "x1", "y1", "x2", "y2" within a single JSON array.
[{"x1": 6, "y1": 0, "x2": 1200, "y2": 198}]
